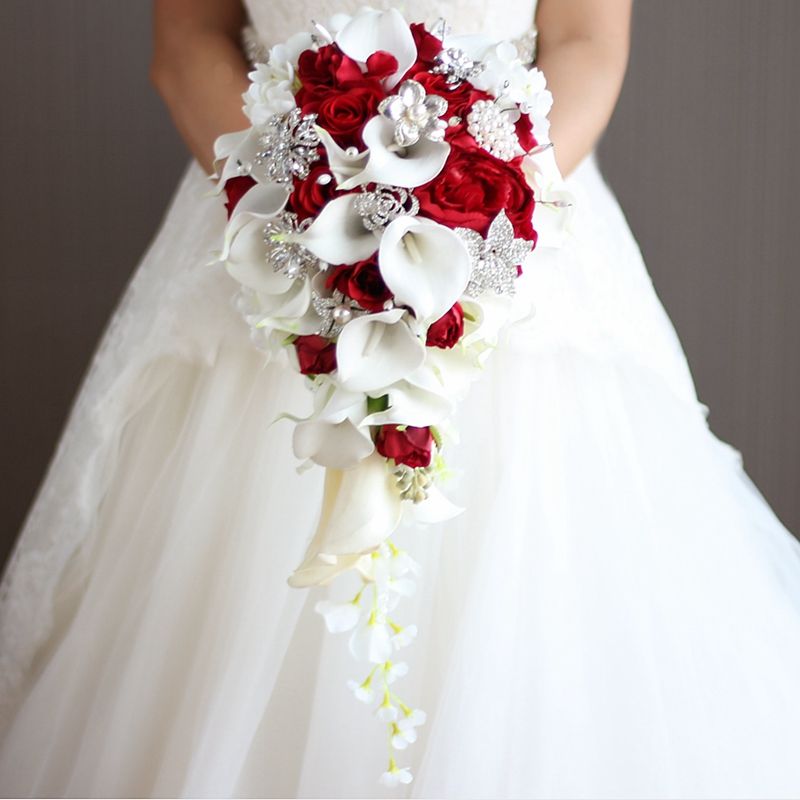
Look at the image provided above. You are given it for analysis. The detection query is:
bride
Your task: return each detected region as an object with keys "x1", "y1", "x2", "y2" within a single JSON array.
[{"x1": 2, "y1": 0, "x2": 800, "y2": 797}]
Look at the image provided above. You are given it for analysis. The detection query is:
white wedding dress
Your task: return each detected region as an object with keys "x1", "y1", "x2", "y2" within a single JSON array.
[{"x1": 2, "y1": 0, "x2": 800, "y2": 797}]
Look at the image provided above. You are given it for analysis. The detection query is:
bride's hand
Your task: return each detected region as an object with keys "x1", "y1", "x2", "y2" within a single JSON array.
[
  {"x1": 150, "y1": 0, "x2": 251, "y2": 174},
  {"x1": 536, "y1": 0, "x2": 632, "y2": 177}
]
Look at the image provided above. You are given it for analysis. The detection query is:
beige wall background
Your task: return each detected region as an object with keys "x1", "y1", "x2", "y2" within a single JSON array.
[{"x1": 1, "y1": 1, "x2": 798, "y2": 567}]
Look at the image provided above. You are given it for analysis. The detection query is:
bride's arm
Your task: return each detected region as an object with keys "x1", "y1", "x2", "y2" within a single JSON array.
[
  {"x1": 535, "y1": 0, "x2": 632, "y2": 176},
  {"x1": 150, "y1": 0, "x2": 250, "y2": 173}
]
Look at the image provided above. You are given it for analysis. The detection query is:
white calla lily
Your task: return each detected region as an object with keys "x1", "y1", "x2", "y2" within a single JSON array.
[
  {"x1": 214, "y1": 127, "x2": 263, "y2": 186},
  {"x1": 338, "y1": 117, "x2": 450, "y2": 190},
  {"x1": 315, "y1": 126, "x2": 368, "y2": 184},
  {"x1": 379, "y1": 216, "x2": 471, "y2": 322},
  {"x1": 293, "y1": 417, "x2": 374, "y2": 470},
  {"x1": 286, "y1": 193, "x2": 379, "y2": 264},
  {"x1": 228, "y1": 181, "x2": 291, "y2": 221},
  {"x1": 336, "y1": 309, "x2": 426, "y2": 392},
  {"x1": 224, "y1": 217, "x2": 296, "y2": 295},
  {"x1": 362, "y1": 372, "x2": 453, "y2": 427},
  {"x1": 335, "y1": 8, "x2": 416, "y2": 89},
  {"x1": 288, "y1": 454, "x2": 403, "y2": 587},
  {"x1": 291, "y1": 378, "x2": 373, "y2": 468}
]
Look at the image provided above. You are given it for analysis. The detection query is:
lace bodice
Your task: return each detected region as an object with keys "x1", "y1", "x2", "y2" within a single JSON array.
[{"x1": 243, "y1": 0, "x2": 538, "y2": 47}]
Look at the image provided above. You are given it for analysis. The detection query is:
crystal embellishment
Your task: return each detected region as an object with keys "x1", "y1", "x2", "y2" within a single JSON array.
[
  {"x1": 456, "y1": 211, "x2": 534, "y2": 297},
  {"x1": 254, "y1": 108, "x2": 321, "y2": 184},
  {"x1": 263, "y1": 212, "x2": 318, "y2": 280},
  {"x1": 354, "y1": 185, "x2": 420, "y2": 231},
  {"x1": 378, "y1": 80, "x2": 448, "y2": 147},
  {"x1": 432, "y1": 47, "x2": 485, "y2": 86},
  {"x1": 466, "y1": 100, "x2": 520, "y2": 162},
  {"x1": 312, "y1": 289, "x2": 367, "y2": 338}
]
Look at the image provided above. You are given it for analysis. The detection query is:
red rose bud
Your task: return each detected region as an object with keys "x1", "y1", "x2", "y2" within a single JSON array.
[
  {"x1": 294, "y1": 335, "x2": 337, "y2": 375},
  {"x1": 426, "y1": 303, "x2": 465, "y2": 349},
  {"x1": 223, "y1": 175, "x2": 256, "y2": 218},
  {"x1": 326, "y1": 257, "x2": 392, "y2": 312},
  {"x1": 375, "y1": 425, "x2": 433, "y2": 469}
]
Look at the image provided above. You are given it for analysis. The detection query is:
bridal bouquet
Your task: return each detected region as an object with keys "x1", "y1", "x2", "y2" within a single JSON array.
[{"x1": 214, "y1": 7, "x2": 568, "y2": 785}]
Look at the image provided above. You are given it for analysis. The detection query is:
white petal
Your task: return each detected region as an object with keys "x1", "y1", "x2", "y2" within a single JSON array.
[
  {"x1": 385, "y1": 661, "x2": 409, "y2": 683},
  {"x1": 338, "y1": 117, "x2": 450, "y2": 190},
  {"x1": 379, "y1": 216, "x2": 471, "y2": 322},
  {"x1": 315, "y1": 599, "x2": 362, "y2": 633},
  {"x1": 228, "y1": 181, "x2": 290, "y2": 221},
  {"x1": 288, "y1": 454, "x2": 404, "y2": 587},
  {"x1": 335, "y1": 8, "x2": 416, "y2": 89},
  {"x1": 315, "y1": 126, "x2": 369, "y2": 184},
  {"x1": 292, "y1": 417, "x2": 374, "y2": 469},
  {"x1": 362, "y1": 372, "x2": 453, "y2": 427},
  {"x1": 225, "y1": 217, "x2": 295, "y2": 295},
  {"x1": 402, "y1": 486, "x2": 464, "y2": 525},
  {"x1": 350, "y1": 623, "x2": 394, "y2": 664},
  {"x1": 287, "y1": 194, "x2": 379, "y2": 263},
  {"x1": 336, "y1": 309, "x2": 426, "y2": 392}
]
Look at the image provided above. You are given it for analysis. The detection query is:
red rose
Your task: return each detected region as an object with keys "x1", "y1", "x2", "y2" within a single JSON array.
[
  {"x1": 299, "y1": 83, "x2": 385, "y2": 149},
  {"x1": 515, "y1": 113, "x2": 538, "y2": 153},
  {"x1": 294, "y1": 335, "x2": 337, "y2": 375},
  {"x1": 375, "y1": 425, "x2": 433, "y2": 468},
  {"x1": 415, "y1": 145, "x2": 537, "y2": 241},
  {"x1": 426, "y1": 302, "x2": 464, "y2": 349},
  {"x1": 326, "y1": 256, "x2": 391, "y2": 312},
  {"x1": 296, "y1": 43, "x2": 363, "y2": 88},
  {"x1": 403, "y1": 23, "x2": 443, "y2": 72},
  {"x1": 223, "y1": 175, "x2": 256, "y2": 218},
  {"x1": 287, "y1": 161, "x2": 339, "y2": 221}
]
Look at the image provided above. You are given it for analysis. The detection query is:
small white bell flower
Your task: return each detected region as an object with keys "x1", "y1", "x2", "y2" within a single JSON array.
[
  {"x1": 379, "y1": 758, "x2": 414, "y2": 787},
  {"x1": 384, "y1": 661, "x2": 409, "y2": 684},
  {"x1": 346, "y1": 674, "x2": 376, "y2": 703},
  {"x1": 390, "y1": 622, "x2": 418, "y2": 649}
]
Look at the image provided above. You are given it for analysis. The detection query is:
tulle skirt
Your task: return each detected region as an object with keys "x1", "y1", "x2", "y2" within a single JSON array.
[{"x1": 1, "y1": 155, "x2": 800, "y2": 798}]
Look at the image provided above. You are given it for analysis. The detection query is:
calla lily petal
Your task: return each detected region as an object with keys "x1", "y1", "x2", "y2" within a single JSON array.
[
  {"x1": 379, "y1": 216, "x2": 471, "y2": 322},
  {"x1": 315, "y1": 126, "x2": 369, "y2": 185},
  {"x1": 225, "y1": 217, "x2": 296, "y2": 295},
  {"x1": 336, "y1": 309, "x2": 426, "y2": 392},
  {"x1": 288, "y1": 454, "x2": 404, "y2": 587},
  {"x1": 402, "y1": 485, "x2": 464, "y2": 525},
  {"x1": 338, "y1": 117, "x2": 450, "y2": 190},
  {"x1": 287, "y1": 194, "x2": 379, "y2": 263},
  {"x1": 228, "y1": 181, "x2": 290, "y2": 221},
  {"x1": 362, "y1": 375, "x2": 453, "y2": 427},
  {"x1": 335, "y1": 8, "x2": 416, "y2": 89},
  {"x1": 293, "y1": 416, "x2": 375, "y2": 469}
]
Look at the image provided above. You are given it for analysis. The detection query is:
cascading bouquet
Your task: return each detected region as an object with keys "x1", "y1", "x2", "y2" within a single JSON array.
[{"x1": 213, "y1": 7, "x2": 570, "y2": 786}]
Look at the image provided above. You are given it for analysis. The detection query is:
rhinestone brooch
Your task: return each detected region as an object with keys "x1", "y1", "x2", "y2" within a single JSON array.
[
  {"x1": 312, "y1": 289, "x2": 367, "y2": 338},
  {"x1": 354, "y1": 185, "x2": 420, "y2": 231},
  {"x1": 263, "y1": 212, "x2": 318, "y2": 280},
  {"x1": 254, "y1": 108, "x2": 321, "y2": 184},
  {"x1": 378, "y1": 80, "x2": 448, "y2": 147},
  {"x1": 456, "y1": 210, "x2": 534, "y2": 297},
  {"x1": 431, "y1": 47, "x2": 485, "y2": 86}
]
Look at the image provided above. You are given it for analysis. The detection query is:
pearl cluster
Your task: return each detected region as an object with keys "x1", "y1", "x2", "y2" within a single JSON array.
[{"x1": 466, "y1": 100, "x2": 521, "y2": 162}]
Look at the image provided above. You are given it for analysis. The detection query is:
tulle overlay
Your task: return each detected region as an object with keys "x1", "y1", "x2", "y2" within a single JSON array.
[{"x1": 2, "y1": 144, "x2": 800, "y2": 797}]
